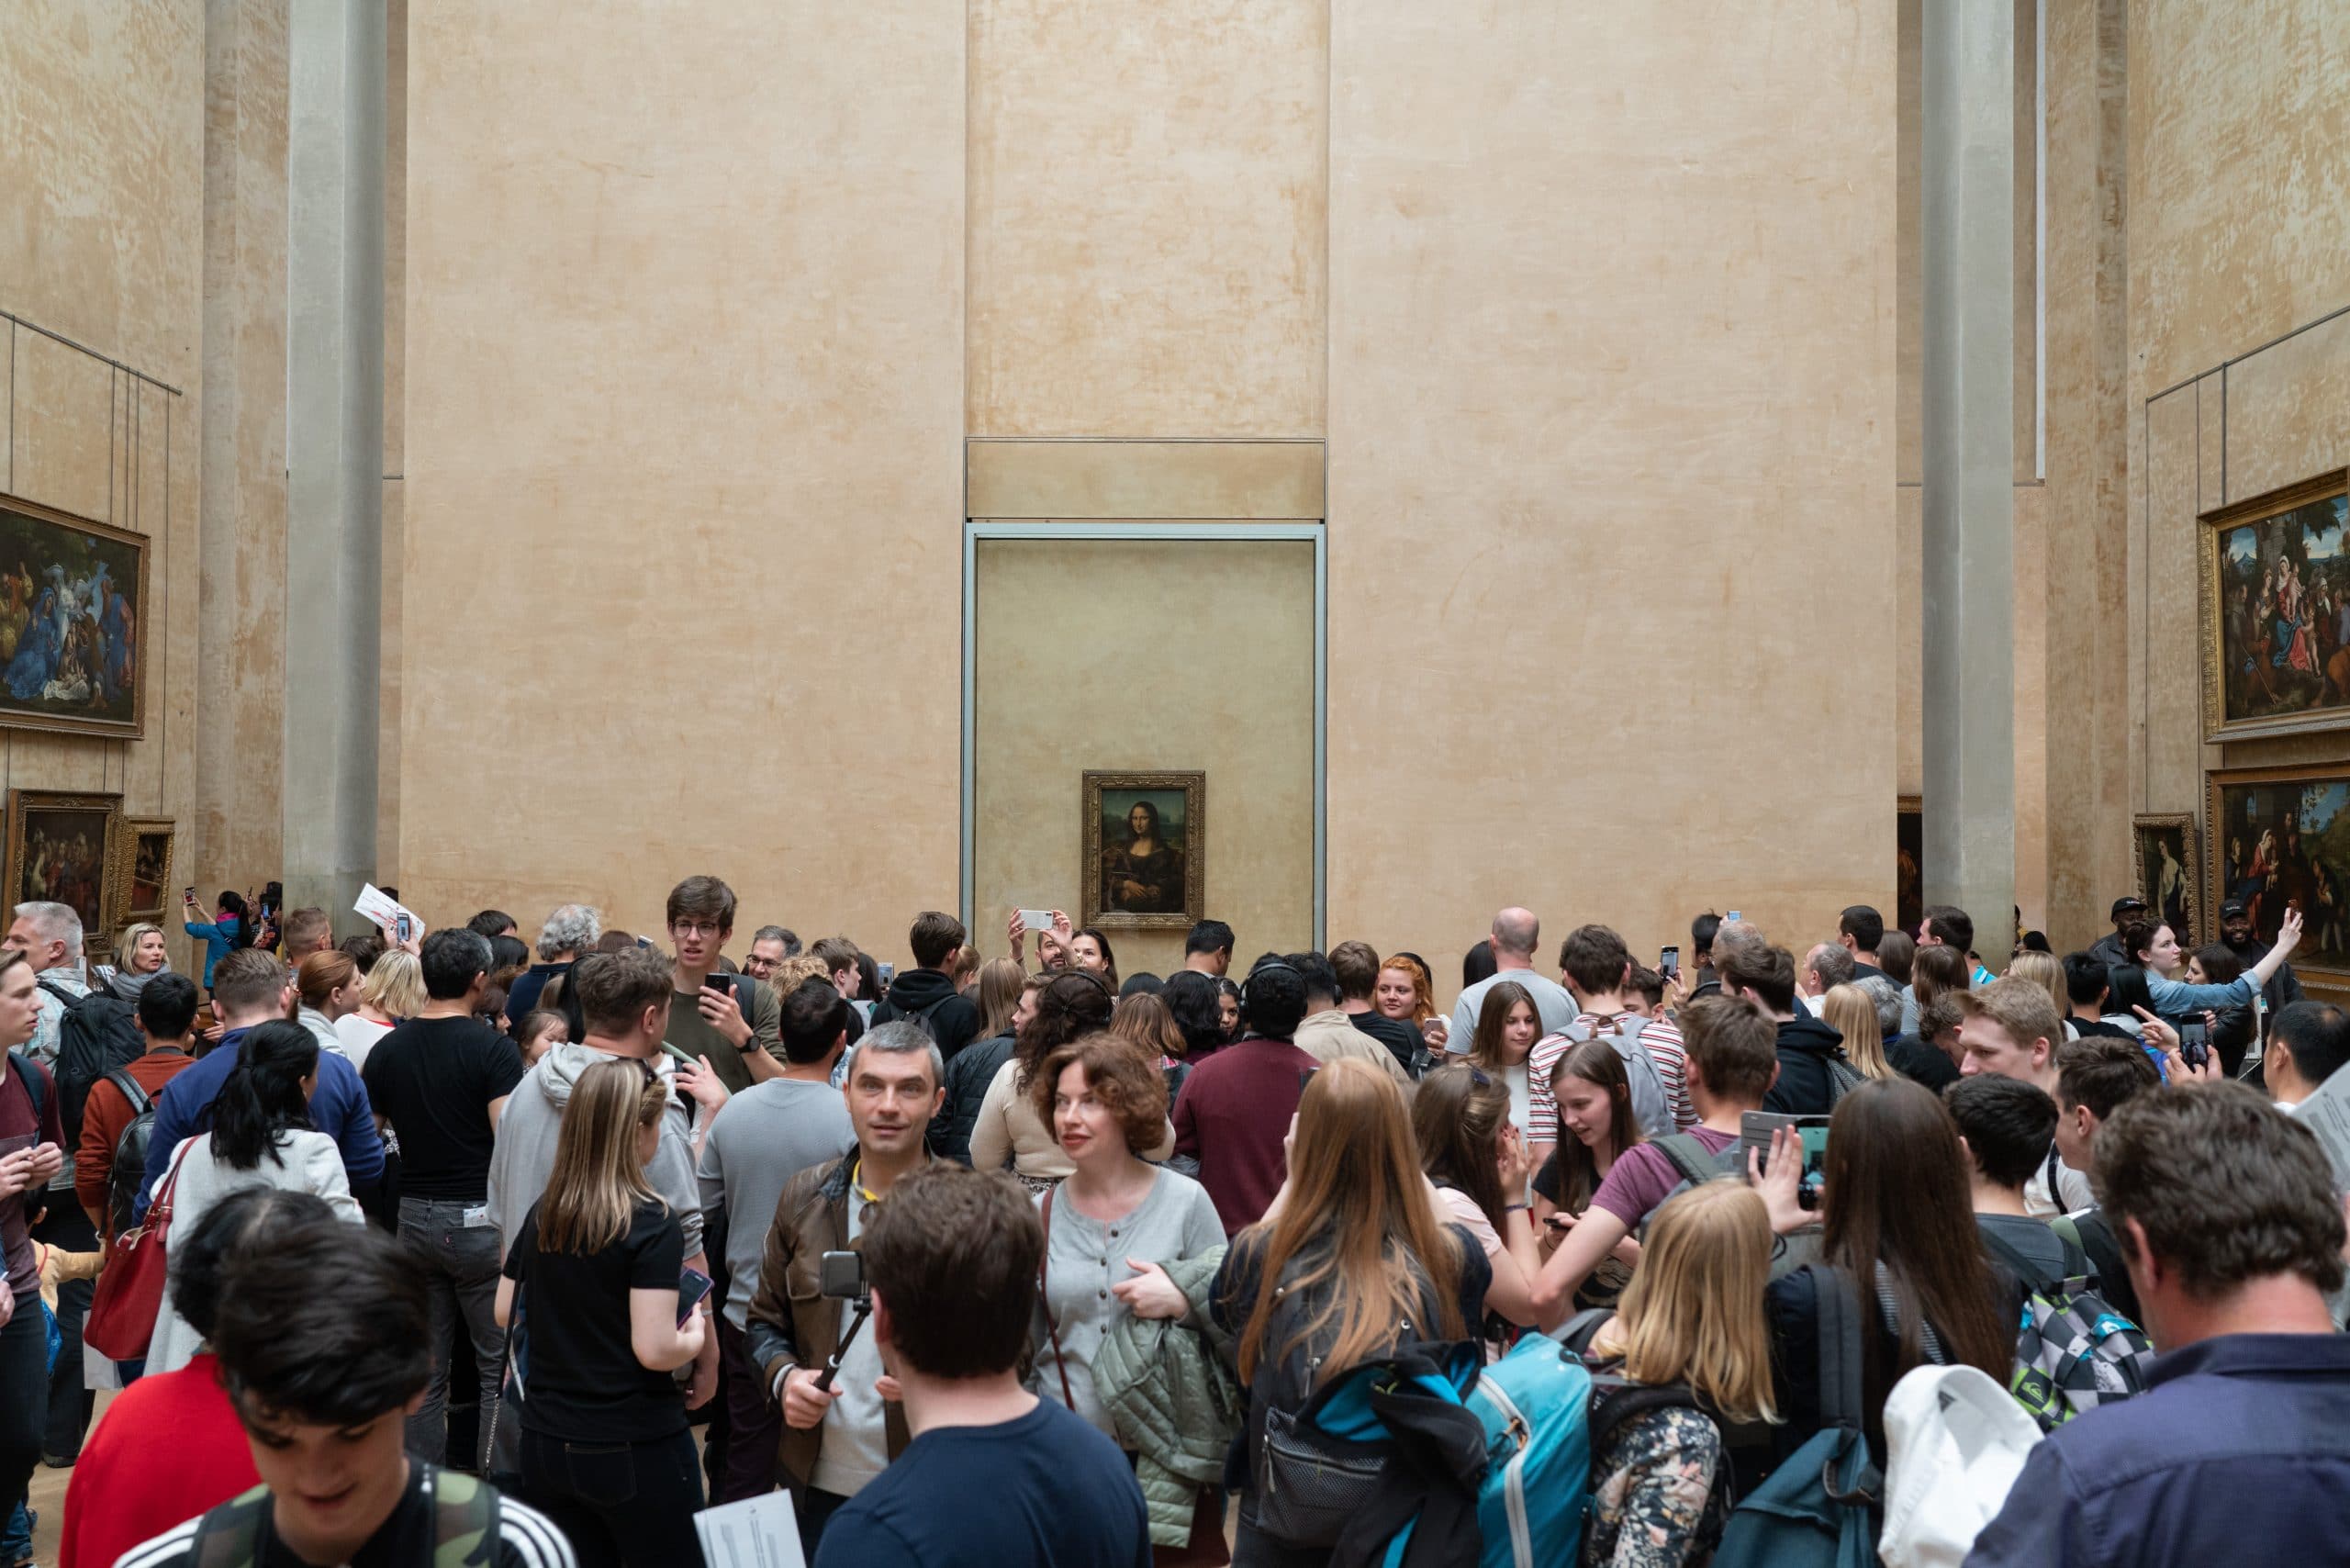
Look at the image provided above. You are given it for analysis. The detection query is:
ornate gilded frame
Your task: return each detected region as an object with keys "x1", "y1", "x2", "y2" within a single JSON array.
[
  {"x1": 2132, "y1": 812, "x2": 2200, "y2": 948},
  {"x1": 108, "y1": 814, "x2": 176, "y2": 927},
  {"x1": 6, "y1": 789, "x2": 123, "y2": 962},
  {"x1": 2198, "y1": 468, "x2": 2350, "y2": 743},
  {"x1": 2204, "y1": 763, "x2": 2350, "y2": 993},
  {"x1": 1080, "y1": 769, "x2": 1206, "y2": 931},
  {"x1": 0, "y1": 490, "x2": 152, "y2": 740}
]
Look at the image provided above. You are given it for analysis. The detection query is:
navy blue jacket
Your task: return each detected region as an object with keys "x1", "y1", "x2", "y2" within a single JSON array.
[
  {"x1": 131, "y1": 1025, "x2": 385, "y2": 1221},
  {"x1": 1966, "y1": 1331, "x2": 2350, "y2": 1567}
]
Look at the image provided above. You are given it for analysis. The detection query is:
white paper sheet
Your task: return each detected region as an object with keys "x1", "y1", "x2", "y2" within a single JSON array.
[{"x1": 693, "y1": 1490, "x2": 807, "y2": 1568}]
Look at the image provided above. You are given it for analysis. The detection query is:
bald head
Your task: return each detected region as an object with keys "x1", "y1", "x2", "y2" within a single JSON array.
[{"x1": 1492, "y1": 908, "x2": 1539, "y2": 961}]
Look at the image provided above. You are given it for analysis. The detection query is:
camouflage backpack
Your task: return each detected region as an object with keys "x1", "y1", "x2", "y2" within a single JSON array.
[
  {"x1": 192, "y1": 1466, "x2": 498, "y2": 1568},
  {"x1": 1979, "y1": 1226, "x2": 2156, "y2": 1434}
]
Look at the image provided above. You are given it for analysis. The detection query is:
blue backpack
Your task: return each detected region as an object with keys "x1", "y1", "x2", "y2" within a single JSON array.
[
  {"x1": 1252, "y1": 1335, "x2": 1595, "y2": 1568},
  {"x1": 1711, "y1": 1263, "x2": 1881, "y2": 1568}
]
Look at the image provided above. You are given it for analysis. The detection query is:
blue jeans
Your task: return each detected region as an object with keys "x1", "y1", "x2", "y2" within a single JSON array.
[{"x1": 397, "y1": 1197, "x2": 507, "y2": 1468}]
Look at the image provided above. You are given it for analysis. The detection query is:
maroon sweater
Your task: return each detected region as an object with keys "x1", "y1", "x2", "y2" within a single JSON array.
[{"x1": 1171, "y1": 1035, "x2": 1317, "y2": 1235}]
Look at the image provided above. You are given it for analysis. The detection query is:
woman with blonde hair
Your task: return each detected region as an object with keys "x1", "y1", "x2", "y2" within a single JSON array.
[
  {"x1": 496, "y1": 1057, "x2": 706, "y2": 1567},
  {"x1": 974, "y1": 956, "x2": 1030, "y2": 1042},
  {"x1": 1214, "y1": 1058, "x2": 1483, "y2": 1563},
  {"x1": 938, "y1": 962, "x2": 1039, "y2": 1166},
  {"x1": 102, "y1": 920, "x2": 173, "y2": 1002},
  {"x1": 1818, "y1": 981, "x2": 1893, "y2": 1081},
  {"x1": 2003, "y1": 949, "x2": 2067, "y2": 1028},
  {"x1": 1568, "y1": 1181, "x2": 1779, "y2": 1568},
  {"x1": 334, "y1": 949, "x2": 423, "y2": 1070}
]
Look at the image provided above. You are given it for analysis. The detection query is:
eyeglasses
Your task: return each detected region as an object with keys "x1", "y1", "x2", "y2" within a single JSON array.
[{"x1": 671, "y1": 920, "x2": 725, "y2": 938}]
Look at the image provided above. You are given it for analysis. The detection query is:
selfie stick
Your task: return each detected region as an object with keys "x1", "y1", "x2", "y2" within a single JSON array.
[{"x1": 814, "y1": 1295, "x2": 873, "y2": 1394}]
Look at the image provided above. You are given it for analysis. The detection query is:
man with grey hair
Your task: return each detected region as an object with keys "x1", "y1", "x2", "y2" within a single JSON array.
[
  {"x1": 743, "y1": 924, "x2": 802, "y2": 983},
  {"x1": 1852, "y1": 970, "x2": 1904, "y2": 1040},
  {"x1": 502, "y1": 901, "x2": 600, "y2": 1026},
  {"x1": 1799, "y1": 942, "x2": 1856, "y2": 1005},
  {"x1": 746, "y1": 1019, "x2": 943, "y2": 1551},
  {"x1": 6, "y1": 901, "x2": 86, "y2": 1070},
  {"x1": 1450, "y1": 906, "x2": 1579, "y2": 1042}
]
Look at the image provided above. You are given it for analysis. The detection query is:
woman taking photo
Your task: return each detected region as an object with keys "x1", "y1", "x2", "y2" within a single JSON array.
[
  {"x1": 2114, "y1": 908, "x2": 2301, "y2": 1023},
  {"x1": 1467, "y1": 980, "x2": 1541, "y2": 1155},
  {"x1": 1214, "y1": 1058, "x2": 1484, "y2": 1567},
  {"x1": 1411, "y1": 1063, "x2": 1542, "y2": 1337},
  {"x1": 334, "y1": 949, "x2": 424, "y2": 1070},
  {"x1": 145, "y1": 1021, "x2": 364, "y2": 1375},
  {"x1": 497, "y1": 1058, "x2": 706, "y2": 1568},
  {"x1": 1818, "y1": 982, "x2": 1894, "y2": 1082},
  {"x1": 181, "y1": 889, "x2": 253, "y2": 992},
  {"x1": 294, "y1": 950, "x2": 364, "y2": 1057},
  {"x1": 1028, "y1": 1033, "x2": 1225, "y2": 1541},
  {"x1": 971, "y1": 969, "x2": 1170, "y2": 1187},
  {"x1": 1571, "y1": 1180, "x2": 1779, "y2": 1568},
  {"x1": 1753, "y1": 1077, "x2": 2009, "y2": 1467},
  {"x1": 1528, "y1": 1039, "x2": 1644, "y2": 1312}
]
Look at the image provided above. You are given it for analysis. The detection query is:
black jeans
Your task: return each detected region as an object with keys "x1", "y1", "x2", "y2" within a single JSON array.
[
  {"x1": 714, "y1": 1316, "x2": 784, "y2": 1505},
  {"x1": 519, "y1": 1427, "x2": 705, "y2": 1568},
  {"x1": 796, "y1": 1486, "x2": 853, "y2": 1562},
  {"x1": 30, "y1": 1203, "x2": 96, "y2": 1461},
  {"x1": 0, "y1": 1297, "x2": 47, "y2": 1515}
]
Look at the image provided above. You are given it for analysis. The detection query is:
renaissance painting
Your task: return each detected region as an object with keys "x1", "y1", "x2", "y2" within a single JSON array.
[
  {"x1": 0, "y1": 494, "x2": 148, "y2": 739},
  {"x1": 6, "y1": 790, "x2": 120, "y2": 960},
  {"x1": 2200, "y1": 469, "x2": 2350, "y2": 742},
  {"x1": 1081, "y1": 771, "x2": 1204, "y2": 929},
  {"x1": 111, "y1": 816, "x2": 175, "y2": 924},
  {"x1": 2208, "y1": 766, "x2": 2350, "y2": 982},
  {"x1": 1897, "y1": 797, "x2": 1923, "y2": 936},
  {"x1": 2133, "y1": 814, "x2": 2199, "y2": 949}
]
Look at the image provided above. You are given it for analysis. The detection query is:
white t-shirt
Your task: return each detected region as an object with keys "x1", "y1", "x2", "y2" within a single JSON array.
[
  {"x1": 2024, "y1": 1148, "x2": 2096, "y2": 1217},
  {"x1": 811, "y1": 1197, "x2": 890, "y2": 1498}
]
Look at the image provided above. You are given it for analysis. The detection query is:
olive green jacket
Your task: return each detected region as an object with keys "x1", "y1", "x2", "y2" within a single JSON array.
[{"x1": 1091, "y1": 1245, "x2": 1242, "y2": 1548}]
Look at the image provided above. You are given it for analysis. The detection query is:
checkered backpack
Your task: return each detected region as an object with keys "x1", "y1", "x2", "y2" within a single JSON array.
[{"x1": 1979, "y1": 1226, "x2": 2156, "y2": 1433}]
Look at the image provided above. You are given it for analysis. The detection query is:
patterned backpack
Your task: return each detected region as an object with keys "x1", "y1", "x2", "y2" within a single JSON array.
[{"x1": 1978, "y1": 1226, "x2": 2156, "y2": 1433}]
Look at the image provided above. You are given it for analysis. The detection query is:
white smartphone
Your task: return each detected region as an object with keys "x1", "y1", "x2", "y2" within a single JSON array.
[
  {"x1": 1016, "y1": 908, "x2": 1055, "y2": 933},
  {"x1": 1726, "y1": 910, "x2": 1743, "y2": 924}
]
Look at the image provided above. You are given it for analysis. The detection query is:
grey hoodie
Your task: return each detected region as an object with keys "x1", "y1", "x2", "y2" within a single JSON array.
[{"x1": 487, "y1": 1041, "x2": 705, "y2": 1260}]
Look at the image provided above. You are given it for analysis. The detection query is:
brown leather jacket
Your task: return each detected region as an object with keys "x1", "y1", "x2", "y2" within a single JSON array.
[{"x1": 743, "y1": 1151, "x2": 916, "y2": 1488}]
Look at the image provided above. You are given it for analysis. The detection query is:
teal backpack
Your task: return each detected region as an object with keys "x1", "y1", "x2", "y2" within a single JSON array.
[{"x1": 1711, "y1": 1264, "x2": 1881, "y2": 1568}]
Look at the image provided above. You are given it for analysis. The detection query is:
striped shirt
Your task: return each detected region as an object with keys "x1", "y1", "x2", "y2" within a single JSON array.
[
  {"x1": 1528, "y1": 1011, "x2": 1697, "y2": 1143},
  {"x1": 112, "y1": 1466, "x2": 576, "y2": 1568}
]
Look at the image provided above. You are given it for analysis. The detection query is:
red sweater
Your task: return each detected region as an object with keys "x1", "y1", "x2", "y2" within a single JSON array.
[
  {"x1": 60, "y1": 1353, "x2": 261, "y2": 1568},
  {"x1": 1171, "y1": 1036, "x2": 1318, "y2": 1235}
]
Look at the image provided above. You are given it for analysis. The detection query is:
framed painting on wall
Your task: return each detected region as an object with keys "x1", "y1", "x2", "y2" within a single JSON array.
[
  {"x1": 0, "y1": 492, "x2": 150, "y2": 740},
  {"x1": 1896, "y1": 796, "x2": 1923, "y2": 938},
  {"x1": 1081, "y1": 770, "x2": 1205, "y2": 930},
  {"x1": 109, "y1": 815, "x2": 176, "y2": 925},
  {"x1": 2207, "y1": 764, "x2": 2350, "y2": 989},
  {"x1": 2199, "y1": 468, "x2": 2350, "y2": 743},
  {"x1": 2132, "y1": 813, "x2": 2199, "y2": 948},
  {"x1": 6, "y1": 790, "x2": 121, "y2": 961}
]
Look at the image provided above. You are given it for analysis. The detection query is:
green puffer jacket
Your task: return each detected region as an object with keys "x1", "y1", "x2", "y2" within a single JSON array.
[{"x1": 1092, "y1": 1245, "x2": 1242, "y2": 1548}]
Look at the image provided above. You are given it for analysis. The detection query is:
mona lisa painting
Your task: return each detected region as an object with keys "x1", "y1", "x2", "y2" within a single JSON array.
[{"x1": 1081, "y1": 771, "x2": 1205, "y2": 929}]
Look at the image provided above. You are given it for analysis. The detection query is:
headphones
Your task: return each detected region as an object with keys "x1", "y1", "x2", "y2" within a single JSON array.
[{"x1": 1240, "y1": 959, "x2": 1301, "y2": 1009}]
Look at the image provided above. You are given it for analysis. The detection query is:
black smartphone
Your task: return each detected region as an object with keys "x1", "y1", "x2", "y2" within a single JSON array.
[
  {"x1": 1659, "y1": 945, "x2": 1681, "y2": 980},
  {"x1": 676, "y1": 1266, "x2": 714, "y2": 1328},
  {"x1": 819, "y1": 1249, "x2": 867, "y2": 1302},
  {"x1": 2179, "y1": 1021, "x2": 2210, "y2": 1071},
  {"x1": 701, "y1": 972, "x2": 731, "y2": 993}
]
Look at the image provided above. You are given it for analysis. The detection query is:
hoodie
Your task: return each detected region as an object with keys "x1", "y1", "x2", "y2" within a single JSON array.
[
  {"x1": 867, "y1": 967, "x2": 980, "y2": 1058},
  {"x1": 487, "y1": 1041, "x2": 704, "y2": 1260},
  {"x1": 1761, "y1": 1014, "x2": 1852, "y2": 1116}
]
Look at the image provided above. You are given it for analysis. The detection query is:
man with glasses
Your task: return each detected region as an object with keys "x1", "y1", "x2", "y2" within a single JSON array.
[
  {"x1": 665, "y1": 876, "x2": 785, "y2": 1094},
  {"x1": 743, "y1": 925, "x2": 802, "y2": 983}
]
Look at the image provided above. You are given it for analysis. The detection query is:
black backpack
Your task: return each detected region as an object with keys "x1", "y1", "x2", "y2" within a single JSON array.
[
  {"x1": 102, "y1": 1067, "x2": 160, "y2": 1237},
  {"x1": 39, "y1": 980, "x2": 144, "y2": 1147}
]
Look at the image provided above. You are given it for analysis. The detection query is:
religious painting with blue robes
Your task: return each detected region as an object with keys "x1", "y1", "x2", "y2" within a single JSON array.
[
  {"x1": 0, "y1": 493, "x2": 148, "y2": 739},
  {"x1": 2201, "y1": 470, "x2": 2350, "y2": 744}
]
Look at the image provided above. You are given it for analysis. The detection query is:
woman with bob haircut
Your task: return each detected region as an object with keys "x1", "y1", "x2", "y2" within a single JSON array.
[
  {"x1": 1411, "y1": 1061, "x2": 1542, "y2": 1335},
  {"x1": 497, "y1": 1057, "x2": 707, "y2": 1568},
  {"x1": 1214, "y1": 1058, "x2": 1485, "y2": 1565},
  {"x1": 1025, "y1": 1032, "x2": 1224, "y2": 1446},
  {"x1": 1572, "y1": 1180, "x2": 1779, "y2": 1568}
]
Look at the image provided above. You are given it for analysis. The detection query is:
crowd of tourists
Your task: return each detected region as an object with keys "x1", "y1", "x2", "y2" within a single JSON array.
[{"x1": 1, "y1": 879, "x2": 2344, "y2": 1568}]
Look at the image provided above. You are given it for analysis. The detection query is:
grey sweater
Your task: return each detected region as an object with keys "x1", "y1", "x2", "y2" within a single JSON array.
[{"x1": 487, "y1": 1041, "x2": 704, "y2": 1260}]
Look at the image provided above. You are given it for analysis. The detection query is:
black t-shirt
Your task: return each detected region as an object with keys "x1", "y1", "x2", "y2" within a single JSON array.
[
  {"x1": 362, "y1": 1016, "x2": 527, "y2": 1201},
  {"x1": 117, "y1": 1462, "x2": 576, "y2": 1568},
  {"x1": 502, "y1": 1197, "x2": 687, "y2": 1441},
  {"x1": 2070, "y1": 1016, "x2": 2136, "y2": 1039},
  {"x1": 1348, "y1": 1010, "x2": 1422, "y2": 1075},
  {"x1": 813, "y1": 1400, "x2": 1149, "y2": 1568},
  {"x1": 1886, "y1": 1034, "x2": 1961, "y2": 1092}
]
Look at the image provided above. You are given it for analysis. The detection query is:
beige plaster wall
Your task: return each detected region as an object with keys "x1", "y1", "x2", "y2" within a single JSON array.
[
  {"x1": 972, "y1": 538, "x2": 1316, "y2": 978},
  {"x1": 400, "y1": 0, "x2": 966, "y2": 957},
  {"x1": 1326, "y1": 1, "x2": 1897, "y2": 980},
  {"x1": 0, "y1": 2, "x2": 207, "y2": 970},
  {"x1": 966, "y1": 0, "x2": 1326, "y2": 438}
]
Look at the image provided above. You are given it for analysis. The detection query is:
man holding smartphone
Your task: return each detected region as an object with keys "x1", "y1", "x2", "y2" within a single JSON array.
[{"x1": 664, "y1": 875, "x2": 784, "y2": 1095}]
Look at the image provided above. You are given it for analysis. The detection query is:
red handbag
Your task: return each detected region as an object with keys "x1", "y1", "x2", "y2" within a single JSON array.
[{"x1": 85, "y1": 1140, "x2": 189, "y2": 1361}]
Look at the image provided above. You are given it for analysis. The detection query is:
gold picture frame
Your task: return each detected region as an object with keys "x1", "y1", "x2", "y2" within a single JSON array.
[
  {"x1": 1080, "y1": 770, "x2": 1205, "y2": 930},
  {"x1": 2132, "y1": 812, "x2": 2199, "y2": 948},
  {"x1": 2198, "y1": 467, "x2": 2350, "y2": 743},
  {"x1": 5, "y1": 789, "x2": 122, "y2": 962},
  {"x1": 2205, "y1": 763, "x2": 2350, "y2": 992},
  {"x1": 109, "y1": 814, "x2": 176, "y2": 927},
  {"x1": 0, "y1": 490, "x2": 152, "y2": 741}
]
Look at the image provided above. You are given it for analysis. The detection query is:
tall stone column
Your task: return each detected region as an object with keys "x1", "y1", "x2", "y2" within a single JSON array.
[
  {"x1": 1920, "y1": 0, "x2": 2015, "y2": 956},
  {"x1": 284, "y1": 1, "x2": 385, "y2": 928}
]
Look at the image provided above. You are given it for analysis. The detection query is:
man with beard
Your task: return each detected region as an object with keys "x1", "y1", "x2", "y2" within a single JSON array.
[{"x1": 2219, "y1": 895, "x2": 2305, "y2": 1030}]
